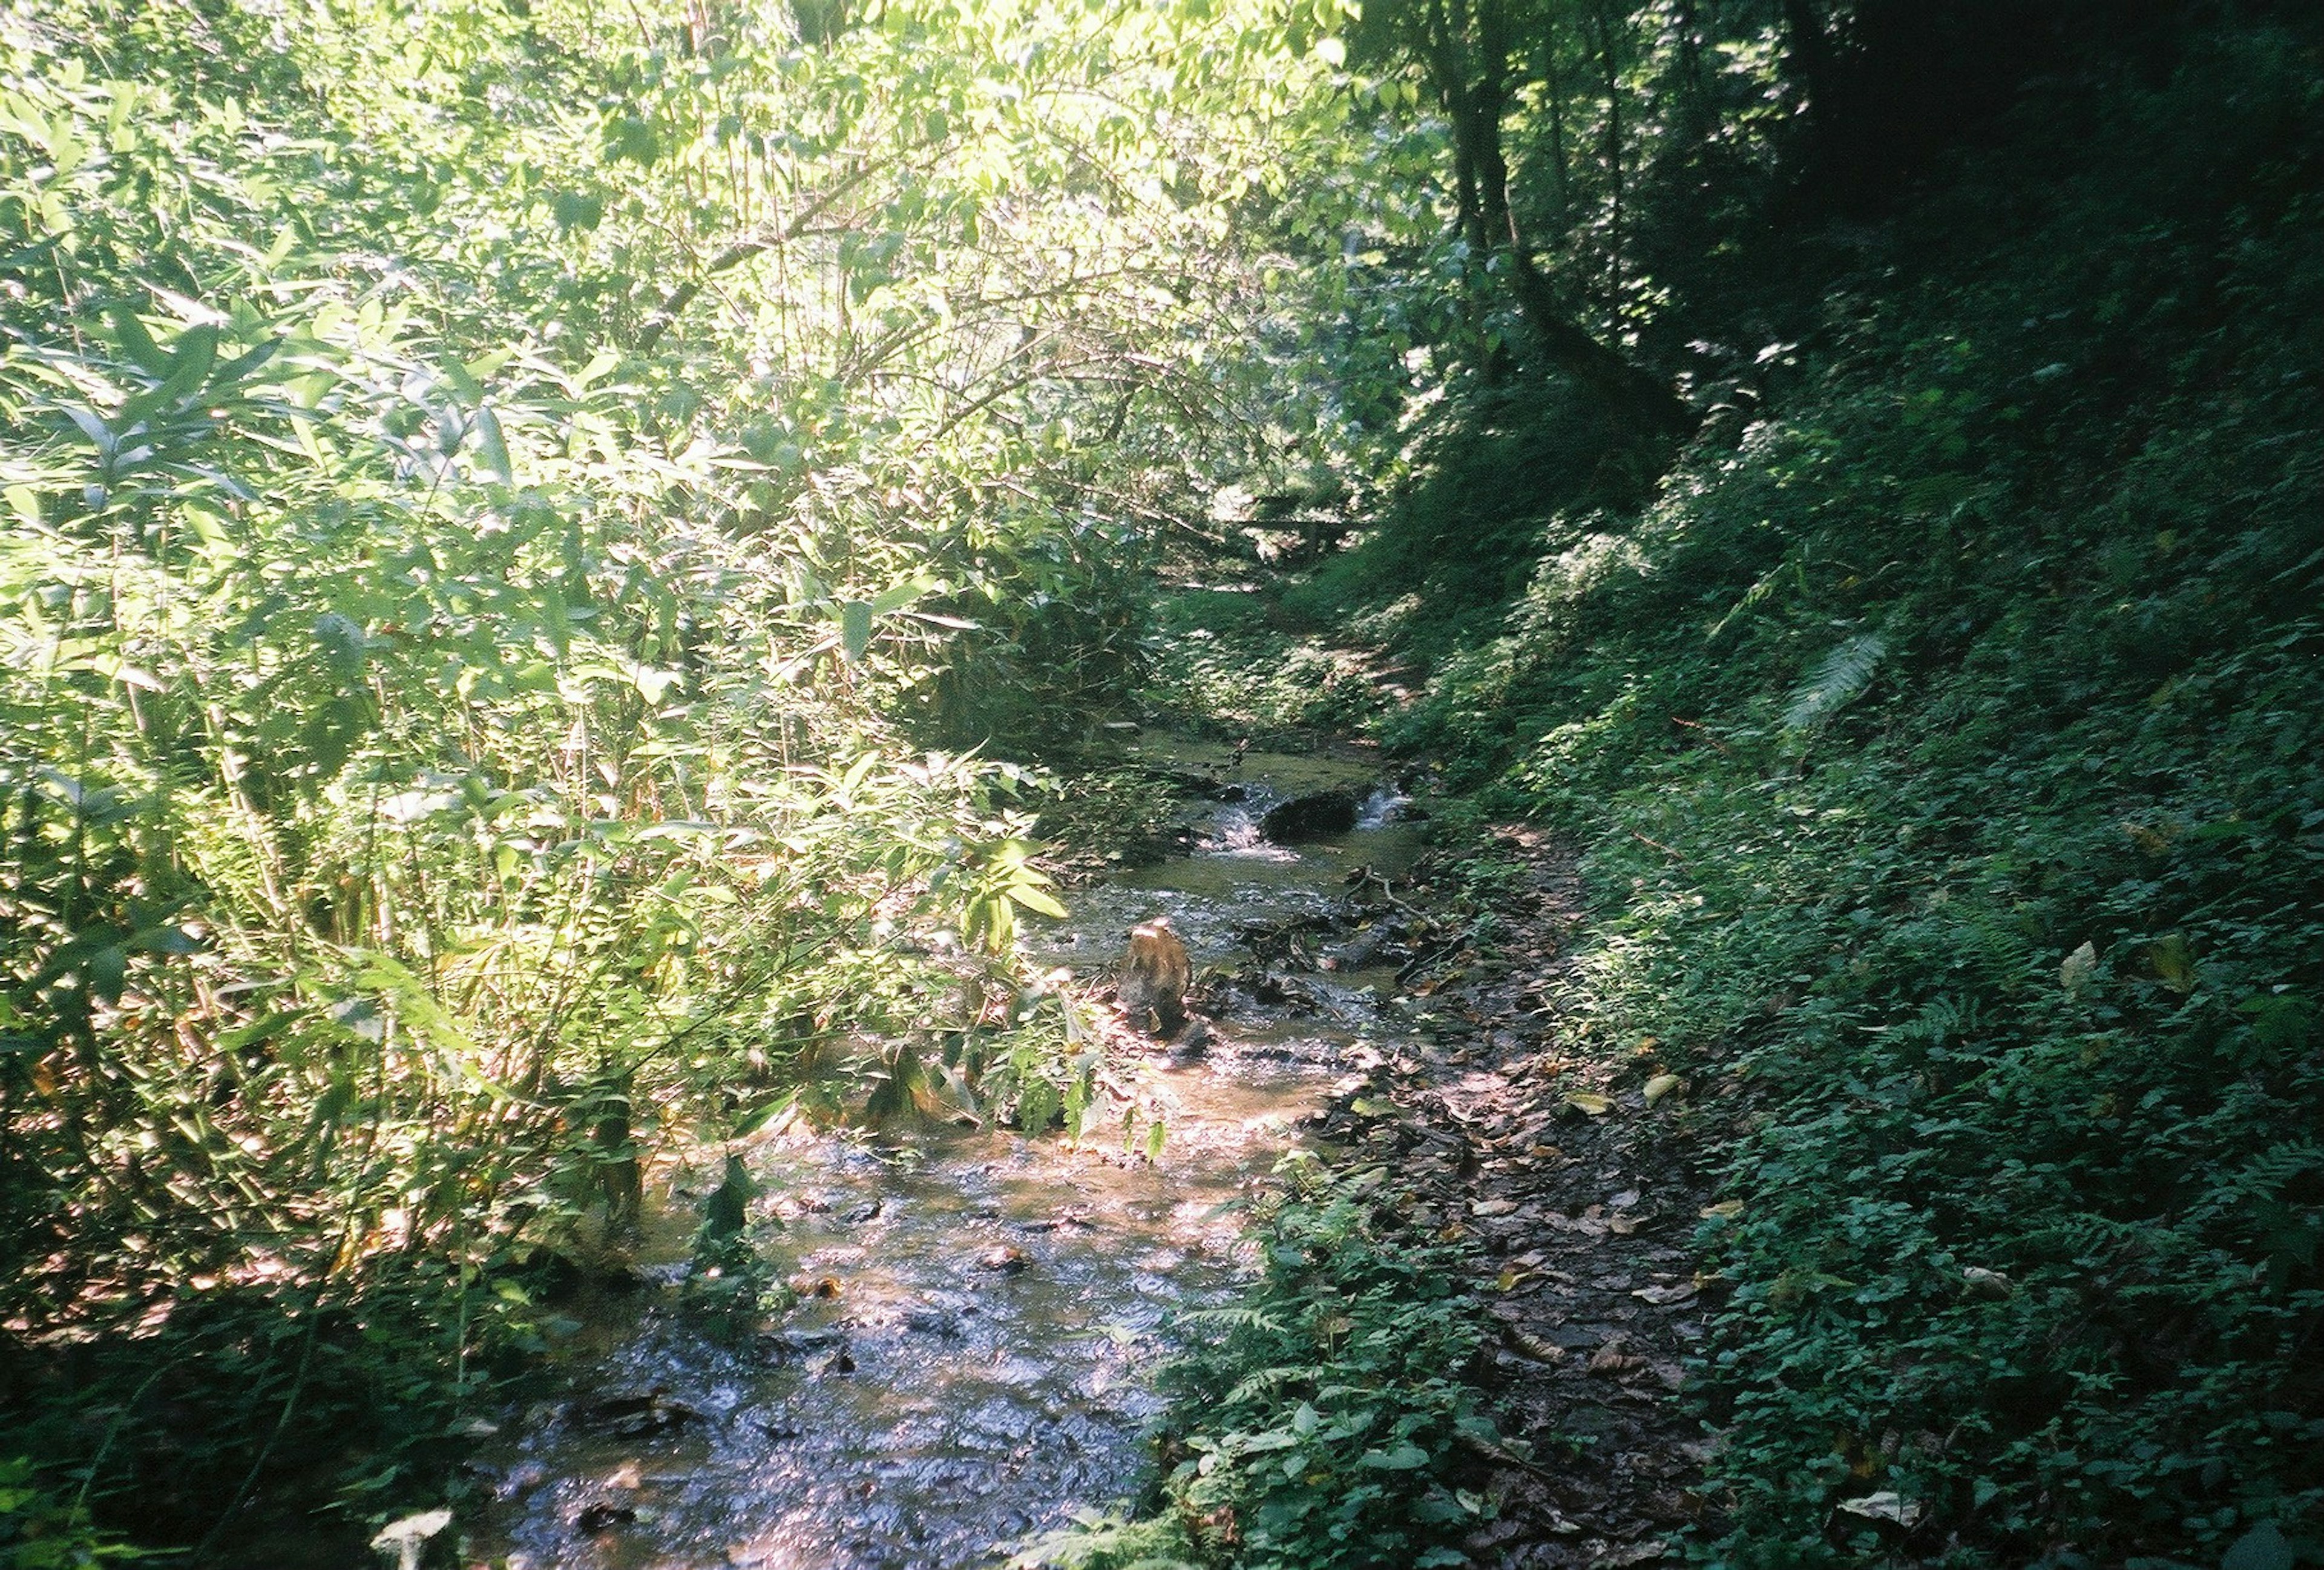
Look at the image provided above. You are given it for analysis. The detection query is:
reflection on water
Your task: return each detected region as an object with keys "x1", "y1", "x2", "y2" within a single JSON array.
[{"x1": 471, "y1": 748, "x2": 1408, "y2": 1570}]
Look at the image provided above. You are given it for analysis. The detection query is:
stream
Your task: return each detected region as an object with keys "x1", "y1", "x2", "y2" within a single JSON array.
[{"x1": 471, "y1": 743, "x2": 1423, "y2": 1570}]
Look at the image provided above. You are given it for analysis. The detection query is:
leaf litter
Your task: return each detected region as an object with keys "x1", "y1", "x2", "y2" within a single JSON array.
[{"x1": 1301, "y1": 826, "x2": 1718, "y2": 1566}]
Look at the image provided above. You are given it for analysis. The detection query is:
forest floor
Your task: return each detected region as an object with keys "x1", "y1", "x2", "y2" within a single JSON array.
[{"x1": 1300, "y1": 826, "x2": 1718, "y2": 1568}]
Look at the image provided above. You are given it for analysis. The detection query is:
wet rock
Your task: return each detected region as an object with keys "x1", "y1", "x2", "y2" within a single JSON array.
[
  {"x1": 574, "y1": 1388, "x2": 697, "y2": 1439},
  {"x1": 1236, "y1": 912, "x2": 1333, "y2": 967},
  {"x1": 902, "y1": 1304, "x2": 965, "y2": 1338},
  {"x1": 1250, "y1": 970, "x2": 1316, "y2": 1007},
  {"x1": 494, "y1": 1460, "x2": 549, "y2": 1500},
  {"x1": 1131, "y1": 764, "x2": 1244, "y2": 801},
  {"x1": 576, "y1": 1502, "x2": 637, "y2": 1534},
  {"x1": 763, "y1": 1325, "x2": 847, "y2": 1361},
  {"x1": 1022, "y1": 1206, "x2": 1093, "y2": 1232},
  {"x1": 841, "y1": 1198, "x2": 884, "y2": 1224},
  {"x1": 1324, "y1": 922, "x2": 1402, "y2": 971},
  {"x1": 1166, "y1": 1017, "x2": 1212, "y2": 1062},
  {"x1": 977, "y1": 1246, "x2": 1029, "y2": 1274},
  {"x1": 1260, "y1": 789, "x2": 1361, "y2": 843},
  {"x1": 512, "y1": 1248, "x2": 642, "y2": 1302}
]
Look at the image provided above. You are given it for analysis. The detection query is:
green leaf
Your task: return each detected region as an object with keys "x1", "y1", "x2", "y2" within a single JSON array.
[
  {"x1": 868, "y1": 573, "x2": 940, "y2": 615},
  {"x1": 87, "y1": 944, "x2": 127, "y2": 1003},
  {"x1": 1008, "y1": 885, "x2": 1068, "y2": 920},
  {"x1": 2222, "y1": 1523, "x2": 2294, "y2": 1570},
  {"x1": 107, "y1": 305, "x2": 170, "y2": 375},
  {"x1": 473, "y1": 406, "x2": 513, "y2": 484},
  {"x1": 551, "y1": 191, "x2": 605, "y2": 231},
  {"x1": 840, "y1": 600, "x2": 875, "y2": 662},
  {"x1": 1783, "y1": 632, "x2": 1889, "y2": 732}
]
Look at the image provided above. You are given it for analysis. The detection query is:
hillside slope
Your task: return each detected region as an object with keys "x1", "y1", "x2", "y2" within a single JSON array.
[{"x1": 1285, "y1": 18, "x2": 2322, "y2": 1565}]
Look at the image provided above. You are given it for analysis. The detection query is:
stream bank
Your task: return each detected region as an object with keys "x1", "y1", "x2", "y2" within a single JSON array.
[{"x1": 1305, "y1": 827, "x2": 1717, "y2": 1568}]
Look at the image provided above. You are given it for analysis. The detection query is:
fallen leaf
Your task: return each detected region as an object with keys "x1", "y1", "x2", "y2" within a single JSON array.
[
  {"x1": 1505, "y1": 1327, "x2": 1566, "y2": 1363},
  {"x1": 1836, "y1": 1491, "x2": 1923, "y2": 1528},
  {"x1": 1961, "y1": 1266, "x2": 2014, "y2": 1299},
  {"x1": 1632, "y1": 1282, "x2": 1698, "y2": 1307},
  {"x1": 1472, "y1": 1198, "x2": 1518, "y2": 1217},
  {"x1": 1587, "y1": 1341, "x2": 1647, "y2": 1376},
  {"x1": 1643, "y1": 1072, "x2": 1683, "y2": 1105},
  {"x1": 1563, "y1": 1092, "x2": 1613, "y2": 1117},
  {"x1": 1701, "y1": 1200, "x2": 1745, "y2": 1220}
]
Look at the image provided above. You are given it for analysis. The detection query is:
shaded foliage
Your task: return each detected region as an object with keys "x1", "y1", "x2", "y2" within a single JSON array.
[{"x1": 1331, "y1": 11, "x2": 2324, "y2": 1564}]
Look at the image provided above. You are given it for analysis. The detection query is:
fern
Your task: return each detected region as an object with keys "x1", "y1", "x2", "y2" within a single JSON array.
[
  {"x1": 1175, "y1": 1304, "x2": 1289, "y2": 1335},
  {"x1": 1782, "y1": 632, "x2": 1889, "y2": 731},
  {"x1": 1222, "y1": 1364, "x2": 1304, "y2": 1408}
]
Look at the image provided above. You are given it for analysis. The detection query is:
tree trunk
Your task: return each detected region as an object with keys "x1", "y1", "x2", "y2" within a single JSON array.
[
  {"x1": 1781, "y1": 0, "x2": 1836, "y2": 131},
  {"x1": 1406, "y1": 0, "x2": 1697, "y2": 433},
  {"x1": 1453, "y1": 4, "x2": 1695, "y2": 434}
]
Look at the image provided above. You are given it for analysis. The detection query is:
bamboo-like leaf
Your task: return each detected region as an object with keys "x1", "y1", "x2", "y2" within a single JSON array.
[
  {"x1": 472, "y1": 405, "x2": 512, "y2": 484},
  {"x1": 1008, "y1": 884, "x2": 1068, "y2": 920}
]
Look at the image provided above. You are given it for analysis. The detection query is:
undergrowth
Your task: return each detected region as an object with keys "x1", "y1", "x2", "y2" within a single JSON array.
[
  {"x1": 1014, "y1": 1158, "x2": 1505, "y2": 1570},
  {"x1": 1140, "y1": 586, "x2": 1390, "y2": 743}
]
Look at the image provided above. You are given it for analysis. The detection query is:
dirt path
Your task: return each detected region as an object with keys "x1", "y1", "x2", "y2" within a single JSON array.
[{"x1": 1302, "y1": 826, "x2": 1718, "y2": 1567}]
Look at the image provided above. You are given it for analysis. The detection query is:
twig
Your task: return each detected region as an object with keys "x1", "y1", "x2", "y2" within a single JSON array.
[
  {"x1": 1628, "y1": 830, "x2": 1691, "y2": 870},
  {"x1": 1667, "y1": 715, "x2": 1730, "y2": 754}
]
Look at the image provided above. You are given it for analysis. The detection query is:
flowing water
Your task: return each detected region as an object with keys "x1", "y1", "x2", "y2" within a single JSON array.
[{"x1": 472, "y1": 743, "x2": 1420, "y2": 1570}]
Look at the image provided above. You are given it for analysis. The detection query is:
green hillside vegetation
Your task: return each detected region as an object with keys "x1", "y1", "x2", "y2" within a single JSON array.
[{"x1": 1186, "y1": 10, "x2": 2323, "y2": 1567}]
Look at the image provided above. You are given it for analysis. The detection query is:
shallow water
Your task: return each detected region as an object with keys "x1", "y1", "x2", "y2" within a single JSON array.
[{"x1": 471, "y1": 747, "x2": 1410, "y2": 1570}]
